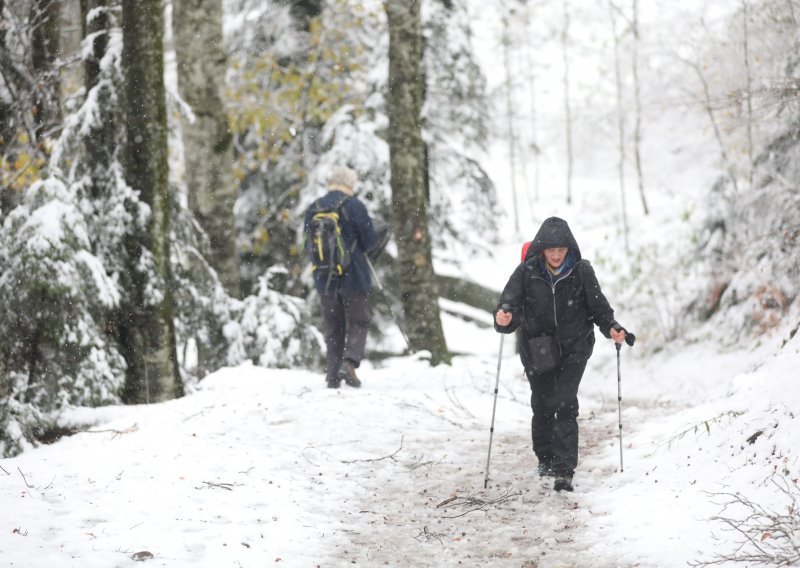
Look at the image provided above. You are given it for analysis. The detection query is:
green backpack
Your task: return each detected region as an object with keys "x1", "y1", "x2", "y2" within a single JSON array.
[{"x1": 306, "y1": 196, "x2": 351, "y2": 292}]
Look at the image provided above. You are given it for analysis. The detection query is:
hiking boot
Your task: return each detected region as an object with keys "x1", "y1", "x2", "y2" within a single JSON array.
[
  {"x1": 553, "y1": 475, "x2": 574, "y2": 492},
  {"x1": 338, "y1": 359, "x2": 361, "y2": 388},
  {"x1": 326, "y1": 377, "x2": 341, "y2": 389},
  {"x1": 537, "y1": 463, "x2": 555, "y2": 478}
]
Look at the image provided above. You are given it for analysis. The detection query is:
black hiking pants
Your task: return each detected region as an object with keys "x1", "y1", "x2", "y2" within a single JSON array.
[
  {"x1": 526, "y1": 360, "x2": 587, "y2": 477},
  {"x1": 319, "y1": 289, "x2": 370, "y2": 382}
]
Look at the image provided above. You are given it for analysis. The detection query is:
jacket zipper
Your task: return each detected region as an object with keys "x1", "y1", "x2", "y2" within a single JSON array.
[{"x1": 529, "y1": 265, "x2": 576, "y2": 356}]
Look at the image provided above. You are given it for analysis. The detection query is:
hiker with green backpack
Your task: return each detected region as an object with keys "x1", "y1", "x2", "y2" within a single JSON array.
[
  {"x1": 303, "y1": 166, "x2": 382, "y2": 389},
  {"x1": 494, "y1": 217, "x2": 629, "y2": 492}
]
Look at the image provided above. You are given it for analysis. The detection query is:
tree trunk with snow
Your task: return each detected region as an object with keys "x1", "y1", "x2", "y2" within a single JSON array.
[
  {"x1": 80, "y1": 0, "x2": 115, "y2": 198},
  {"x1": 120, "y1": 0, "x2": 182, "y2": 403},
  {"x1": 30, "y1": 0, "x2": 60, "y2": 144},
  {"x1": 561, "y1": 0, "x2": 573, "y2": 205},
  {"x1": 501, "y1": 5, "x2": 520, "y2": 233},
  {"x1": 524, "y1": 2, "x2": 540, "y2": 204},
  {"x1": 681, "y1": 56, "x2": 740, "y2": 194},
  {"x1": 631, "y1": 0, "x2": 648, "y2": 215},
  {"x1": 742, "y1": 0, "x2": 754, "y2": 189},
  {"x1": 384, "y1": 0, "x2": 450, "y2": 366},
  {"x1": 172, "y1": 0, "x2": 240, "y2": 298},
  {"x1": 608, "y1": 1, "x2": 630, "y2": 254}
]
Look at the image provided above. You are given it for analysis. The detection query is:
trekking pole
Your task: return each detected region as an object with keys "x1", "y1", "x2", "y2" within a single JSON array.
[
  {"x1": 616, "y1": 342, "x2": 624, "y2": 473},
  {"x1": 613, "y1": 325, "x2": 636, "y2": 473},
  {"x1": 484, "y1": 304, "x2": 510, "y2": 489},
  {"x1": 365, "y1": 256, "x2": 410, "y2": 350}
]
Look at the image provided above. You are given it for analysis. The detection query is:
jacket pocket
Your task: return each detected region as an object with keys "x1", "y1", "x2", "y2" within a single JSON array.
[{"x1": 527, "y1": 335, "x2": 561, "y2": 373}]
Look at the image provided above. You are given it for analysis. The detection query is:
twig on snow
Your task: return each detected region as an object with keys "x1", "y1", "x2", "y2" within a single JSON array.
[
  {"x1": 398, "y1": 401, "x2": 465, "y2": 429},
  {"x1": 0, "y1": 463, "x2": 10, "y2": 475},
  {"x1": 199, "y1": 481, "x2": 235, "y2": 491},
  {"x1": 436, "y1": 496, "x2": 458, "y2": 508},
  {"x1": 445, "y1": 386, "x2": 476, "y2": 420},
  {"x1": 689, "y1": 477, "x2": 800, "y2": 567},
  {"x1": 338, "y1": 436, "x2": 405, "y2": 464},
  {"x1": 17, "y1": 467, "x2": 34, "y2": 499},
  {"x1": 181, "y1": 410, "x2": 206, "y2": 423},
  {"x1": 86, "y1": 423, "x2": 139, "y2": 439},
  {"x1": 437, "y1": 488, "x2": 521, "y2": 519},
  {"x1": 17, "y1": 467, "x2": 33, "y2": 488},
  {"x1": 412, "y1": 525, "x2": 445, "y2": 545}
]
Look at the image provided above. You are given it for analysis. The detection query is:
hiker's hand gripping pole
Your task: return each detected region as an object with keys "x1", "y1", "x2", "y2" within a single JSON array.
[{"x1": 484, "y1": 303, "x2": 511, "y2": 489}]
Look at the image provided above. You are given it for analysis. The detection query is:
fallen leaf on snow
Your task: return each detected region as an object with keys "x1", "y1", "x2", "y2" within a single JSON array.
[{"x1": 131, "y1": 551, "x2": 154, "y2": 561}]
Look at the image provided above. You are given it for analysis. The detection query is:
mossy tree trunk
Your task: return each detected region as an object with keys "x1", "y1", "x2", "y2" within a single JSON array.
[
  {"x1": 172, "y1": 0, "x2": 240, "y2": 297},
  {"x1": 120, "y1": 0, "x2": 182, "y2": 403},
  {"x1": 385, "y1": 0, "x2": 450, "y2": 366}
]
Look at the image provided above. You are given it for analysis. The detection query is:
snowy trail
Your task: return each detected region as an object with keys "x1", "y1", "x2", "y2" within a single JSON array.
[
  {"x1": 0, "y1": 349, "x2": 635, "y2": 568},
  {"x1": 313, "y1": 353, "x2": 634, "y2": 568},
  {"x1": 2, "y1": 332, "x2": 798, "y2": 567}
]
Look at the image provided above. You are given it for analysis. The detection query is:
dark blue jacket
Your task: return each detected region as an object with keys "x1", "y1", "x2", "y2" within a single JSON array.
[{"x1": 304, "y1": 191, "x2": 379, "y2": 294}]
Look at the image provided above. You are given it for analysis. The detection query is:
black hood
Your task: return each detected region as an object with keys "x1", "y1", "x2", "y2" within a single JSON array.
[{"x1": 525, "y1": 217, "x2": 582, "y2": 260}]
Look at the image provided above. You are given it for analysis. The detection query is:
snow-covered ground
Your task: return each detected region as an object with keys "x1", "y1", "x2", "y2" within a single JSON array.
[
  {"x1": 2, "y1": 307, "x2": 798, "y2": 567},
  {"x1": 3, "y1": 1, "x2": 798, "y2": 566}
]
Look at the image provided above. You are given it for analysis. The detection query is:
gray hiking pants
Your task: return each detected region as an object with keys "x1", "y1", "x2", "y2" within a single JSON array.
[{"x1": 319, "y1": 289, "x2": 371, "y2": 382}]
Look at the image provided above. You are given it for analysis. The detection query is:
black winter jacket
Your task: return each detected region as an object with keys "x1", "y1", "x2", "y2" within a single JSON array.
[{"x1": 495, "y1": 217, "x2": 617, "y2": 366}]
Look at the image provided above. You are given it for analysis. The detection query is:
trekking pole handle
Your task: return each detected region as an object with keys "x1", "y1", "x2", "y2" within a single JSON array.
[{"x1": 612, "y1": 323, "x2": 636, "y2": 347}]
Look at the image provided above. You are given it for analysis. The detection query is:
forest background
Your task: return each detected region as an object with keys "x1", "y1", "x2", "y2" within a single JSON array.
[{"x1": 1, "y1": 0, "x2": 799, "y2": 530}]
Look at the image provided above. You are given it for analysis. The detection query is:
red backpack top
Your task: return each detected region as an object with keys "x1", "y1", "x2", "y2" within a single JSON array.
[{"x1": 520, "y1": 241, "x2": 531, "y2": 262}]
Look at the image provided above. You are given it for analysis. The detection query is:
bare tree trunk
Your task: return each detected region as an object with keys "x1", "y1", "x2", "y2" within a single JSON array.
[
  {"x1": 501, "y1": 6, "x2": 520, "y2": 233},
  {"x1": 524, "y1": 3, "x2": 540, "y2": 204},
  {"x1": 120, "y1": 0, "x2": 182, "y2": 403},
  {"x1": 173, "y1": 0, "x2": 240, "y2": 298},
  {"x1": 742, "y1": 0, "x2": 754, "y2": 188},
  {"x1": 561, "y1": 0, "x2": 573, "y2": 205},
  {"x1": 679, "y1": 56, "x2": 740, "y2": 193},
  {"x1": 608, "y1": 1, "x2": 630, "y2": 254},
  {"x1": 631, "y1": 0, "x2": 649, "y2": 215},
  {"x1": 385, "y1": 0, "x2": 450, "y2": 366},
  {"x1": 30, "y1": 0, "x2": 60, "y2": 144},
  {"x1": 59, "y1": 0, "x2": 83, "y2": 96}
]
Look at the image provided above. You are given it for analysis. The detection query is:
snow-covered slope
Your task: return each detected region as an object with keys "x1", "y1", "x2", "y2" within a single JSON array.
[{"x1": 2, "y1": 311, "x2": 798, "y2": 567}]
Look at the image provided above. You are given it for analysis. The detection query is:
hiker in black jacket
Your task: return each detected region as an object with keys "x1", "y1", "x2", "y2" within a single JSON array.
[
  {"x1": 494, "y1": 217, "x2": 627, "y2": 492},
  {"x1": 304, "y1": 166, "x2": 379, "y2": 389}
]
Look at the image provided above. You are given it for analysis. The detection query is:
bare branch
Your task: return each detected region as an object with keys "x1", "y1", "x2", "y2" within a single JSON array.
[
  {"x1": 338, "y1": 436, "x2": 404, "y2": 464},
  {"x1": 691, "y1": 479, "x2": 800, "y2": 567},
  {"x1": 437, "y1": 488, "x2": 521, "y2": 519}
]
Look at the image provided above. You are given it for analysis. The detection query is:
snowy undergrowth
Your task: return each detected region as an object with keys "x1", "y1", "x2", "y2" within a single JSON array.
[{"x1": 1, "y1": 308, "x2": 798, "y2": 567}]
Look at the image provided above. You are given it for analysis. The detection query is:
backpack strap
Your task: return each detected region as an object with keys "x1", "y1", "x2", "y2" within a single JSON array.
[{"x1": 334, "y1": 195, "x2": 351, "y2": 223}]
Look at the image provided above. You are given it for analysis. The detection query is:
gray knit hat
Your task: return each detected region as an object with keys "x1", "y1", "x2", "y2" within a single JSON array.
[{"x1": 328, "y1": 165, "x2": 358, "y2": 194}]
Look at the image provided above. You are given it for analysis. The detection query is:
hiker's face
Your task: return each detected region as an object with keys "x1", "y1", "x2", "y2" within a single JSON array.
[{"x1": 543, "y1": 247, "x2": 568, "y2": 268}]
